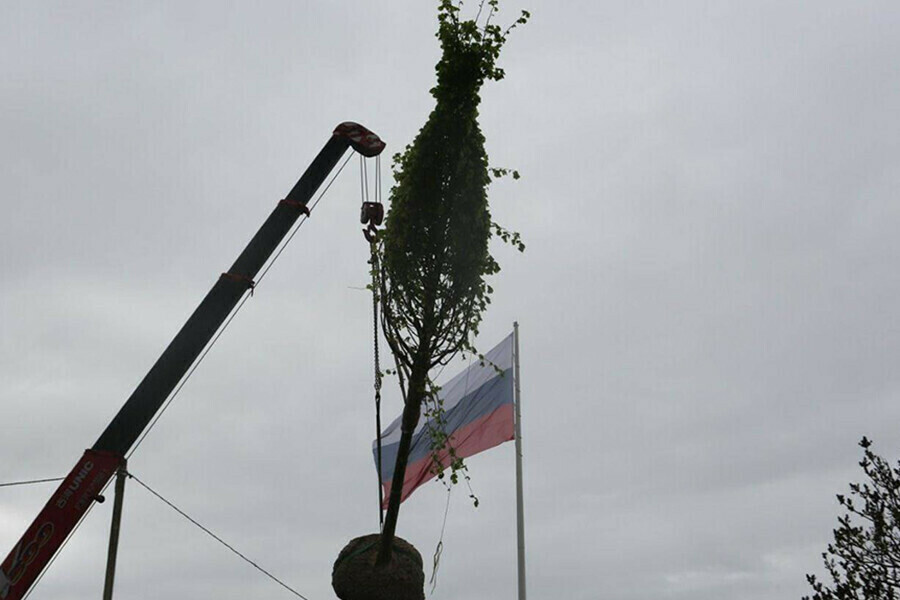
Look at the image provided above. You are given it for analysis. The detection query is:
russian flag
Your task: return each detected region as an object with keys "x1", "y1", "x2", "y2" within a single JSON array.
[{"x1": 374, "y1": 332, "x2": 516, "y2": 507}]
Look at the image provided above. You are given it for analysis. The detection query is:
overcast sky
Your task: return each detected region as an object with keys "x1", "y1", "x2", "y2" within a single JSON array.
[{"x1": 2, "y1": 2, "x2": 900, "y2": 599}]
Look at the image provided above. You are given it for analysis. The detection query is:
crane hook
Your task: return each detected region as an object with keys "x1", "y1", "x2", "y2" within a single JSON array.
[{"x1": 361, "y1": 201, "x2": 384, "y2": 243}]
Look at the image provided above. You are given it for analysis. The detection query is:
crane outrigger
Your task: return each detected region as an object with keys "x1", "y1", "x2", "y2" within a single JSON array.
[{"x1": 1, "y1": 122, "x2": 385, "y2": 600}]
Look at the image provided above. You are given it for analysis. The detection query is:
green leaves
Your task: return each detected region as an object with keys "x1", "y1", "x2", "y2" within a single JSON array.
[
  {"x1": 804, "y1": 438, "x2": 900, "y2": 600},
  {"x1": 421, "y1": 377, "x2": 479, "y2": 507},
  {"x1": 489, "y1": 167, "x2": 520, "y2": 180},
  {"x1": 375, "y1": 0, "x2": 527, "y2": 524},
  {"x1": 492, "y1": 221, "x2": 525, "y2": 252},
  {"x1": 377, "y1": 0, "x2": 527, "y2": 374}
]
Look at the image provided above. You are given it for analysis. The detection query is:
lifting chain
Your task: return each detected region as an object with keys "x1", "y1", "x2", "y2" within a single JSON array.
[
  {"x1": 370, "y1": 242, "x2": 384, "y2": 528},
  {"x1": 360, "y1": 154, "x2": 386, "y2": 527}
]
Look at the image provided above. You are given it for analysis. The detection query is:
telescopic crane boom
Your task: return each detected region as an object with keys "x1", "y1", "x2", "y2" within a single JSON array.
[{"x1": 0, "y1": 122, "x2": 385, "y2": 600}]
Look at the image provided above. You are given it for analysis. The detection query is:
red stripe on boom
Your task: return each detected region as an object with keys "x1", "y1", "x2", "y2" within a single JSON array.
[{"x1": 0, "y1": 450, "x2": 122, "y2": 600}]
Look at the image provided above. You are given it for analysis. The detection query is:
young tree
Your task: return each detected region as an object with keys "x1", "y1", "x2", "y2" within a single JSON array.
[
  {"x1": 375, "y1": 0, "x2": 527, "y2": 565},
  {"x1": 333, "y1": 5, "x2": 527, "y2": 596},
  {"x1": 804, "y1": 437, "x2": 900, "y2": 600}
]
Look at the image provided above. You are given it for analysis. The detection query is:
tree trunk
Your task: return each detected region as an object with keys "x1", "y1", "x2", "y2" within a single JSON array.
[{"x1": 377, "y1": 364, "x2": 428, "y2": 565}]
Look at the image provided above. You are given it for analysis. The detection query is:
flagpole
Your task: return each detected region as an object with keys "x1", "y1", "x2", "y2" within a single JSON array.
[{"x1": 513, "y1": 322, "x2": 527, "y2": 600}]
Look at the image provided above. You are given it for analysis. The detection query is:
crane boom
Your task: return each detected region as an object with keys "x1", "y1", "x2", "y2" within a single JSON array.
[{"x1": 0, "y1": 122, "x2": 385, "y2": 600}]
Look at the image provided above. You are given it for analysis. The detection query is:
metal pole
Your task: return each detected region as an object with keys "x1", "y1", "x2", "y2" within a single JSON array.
[
  {"x1": 513, "y1": 322, "x2": 527, "y2": 600},
  {"x1": 102, "y1": 463, "x2": 127, "y2": 600}
]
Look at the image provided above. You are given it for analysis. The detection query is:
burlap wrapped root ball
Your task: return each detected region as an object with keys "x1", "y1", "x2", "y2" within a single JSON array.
[{"x1": 332, "y1": 534, "x2": 425, "y2": 600}]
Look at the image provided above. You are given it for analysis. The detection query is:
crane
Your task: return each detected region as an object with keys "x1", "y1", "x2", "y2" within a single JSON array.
[{"x1": 0, "y1": 122, "x2": 385, "y2": 600}]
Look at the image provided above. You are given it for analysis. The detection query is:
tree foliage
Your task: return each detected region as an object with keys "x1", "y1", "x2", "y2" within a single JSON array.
[
  {"x1": 378, "y1": 0, "x2": 528, "y2": 374},
  {"x1": 805, "y1": 438, "x2": 900, "y2": 600},
  {"x1": 373, "y1": 0, "x2": 528, "y2": 563}
]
